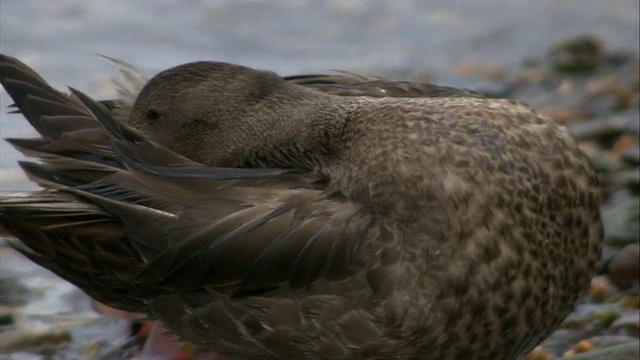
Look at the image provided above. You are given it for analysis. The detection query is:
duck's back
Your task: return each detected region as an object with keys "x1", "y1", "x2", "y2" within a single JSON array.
[{"x1": 324, "y1": 95, "x2": 603, "y2": 358}]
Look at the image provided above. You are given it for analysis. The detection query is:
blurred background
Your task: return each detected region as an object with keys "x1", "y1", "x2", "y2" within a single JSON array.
[{"x1": 0, "y1": 1, "x2": 638, "y2": 359}]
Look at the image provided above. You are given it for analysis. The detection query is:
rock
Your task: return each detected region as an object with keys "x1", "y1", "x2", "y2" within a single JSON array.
[
  {"x1": 592, "y1": 308, "x2": 619, "y2": 327},
  {"x1": 611, "y1": 135, "x2": 638, "y2": 159},
  {"x1": 621, "y1": 145, "x2": 640, "y2": 166},
  {"x1": 602, "y1": 196, "x2": 640, "y2": 247},
  {"x1": 0, "y1": 326, "x2": 72, "y2": 354},
  {"x1": 547, "y1": 35, "x2": 603, "y2": 73},
  {"x1": 567, "y1": 110, "x2": 640, "y2": 142},
  {"x1": 606, "y1": 171, "x2": 640, "y2": 193},
  {"x1": 564, "y1": 339, "x2": 640, "y2": 359},
  {"x1": 0, "y1": 277, "x2": 30, "y2": 307},
  {"x1": 0, "y1": 352, "x2": 45, "y2": 360},
  {"x1": 564, "y1": 339, "x2": 596, "y2": 357},
  {"x1": 584, "y1": 94, "x2": 619, "y2": 115},
  {"x1": 609, "y1": 310, "x2": 640, "y2": 337},
  {"x1": 0, "y1": 305, "x2": 15, "y2": 326},
  {"x1": 541, "y1": 328, "x2": 592, "y2": 357},
  {"x1": 608, "y1": 244, "x2": 640, "y2": 290},
  {"x1": 588, "y1": 275, "x2": 617, "y2": 301},
  {"x1": 590, "y1": 335, "x2": 640, "y2": 348},
  {"x1": 522, "y1": 346, "x2": 552, "y2": 360},
  {"x1": 542, "y1": 107, "x2": 591, "y2": 124}
]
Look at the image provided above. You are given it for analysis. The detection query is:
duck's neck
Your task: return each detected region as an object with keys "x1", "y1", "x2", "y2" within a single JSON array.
[{"x1": 235, "y1": 87, "x2": 349, "y2": 172}]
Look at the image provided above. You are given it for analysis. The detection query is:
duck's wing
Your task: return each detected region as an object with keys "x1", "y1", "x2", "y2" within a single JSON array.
[
  {"x1": 286, "y1": 71, "x2": 482, "y2": 98},
  {"x1": 0, "y1": 55, "x2": 376, "y2": 315},
  {"x1": 0, "y1": 54, "x2": 138, "y2": 174},
  {"x1": 96, "y1": 54, "x2": 150, "y2": 121}
]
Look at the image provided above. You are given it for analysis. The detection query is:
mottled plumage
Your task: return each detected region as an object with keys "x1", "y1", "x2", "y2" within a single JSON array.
[{"x1": 0, "y1": 54, "x2": 602, "y2": 360}]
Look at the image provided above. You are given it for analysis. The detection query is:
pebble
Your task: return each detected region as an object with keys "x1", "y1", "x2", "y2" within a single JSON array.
[
  {"x1": 0, "y1": 277, "x2": 30, "y2": 307},
  {"x1": 608, "y1": 244, "x2": 640, "y2": 290},
  {"x1": 522, "y1": 346, "x2": 552, "y2": 360},
  {"x1": 542, "y1": 107, "x2": 591, "y2": 124},
  {"x1": 621, "y1": 146, "x2": 640, "y2": 166},
  {"x1": 567, "y1": 110, "x2": 640, "y2": 142},
  {"x1": 564, "y1": 339, "x2": 596, "y2": 356},
  {"x1": 601, "y1": 197, "x2": 639, "y2": 247},
  {"x1": 610, "y1": 310, "x2": 640, "y2": 338},
  {"x1": 587, "y1": 275, "x2": 617, "y2": 302},
  {"x1": 0, "y1": 353, "x2": 45, "y2": 360},
  {"x1": 0, "y1": 326, "x2": 72, "y2": 355},
  {"x1": 547, "y1": 34, "x2": 603, "y2": 73},
  {"x1": 0, "y1": 306, "x2": 15, "y2": 327},
  {"x1": 563, "y1": 339, "x2": 640, "y2": 359}
]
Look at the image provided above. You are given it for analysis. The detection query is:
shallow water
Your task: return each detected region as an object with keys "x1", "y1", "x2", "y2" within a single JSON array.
[{"x1": 0, "y1": 0, "x2": 638, "y2": 358}]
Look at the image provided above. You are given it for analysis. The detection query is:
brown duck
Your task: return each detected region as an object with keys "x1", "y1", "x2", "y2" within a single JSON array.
[{"x1": 0, "y1": 53, "x2": 602, "y2": 360}]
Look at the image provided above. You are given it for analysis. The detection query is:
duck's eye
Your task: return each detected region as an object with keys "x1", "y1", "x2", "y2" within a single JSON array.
[{"x1": 146, "y1": 108, "x2": 161, "y2": 124}]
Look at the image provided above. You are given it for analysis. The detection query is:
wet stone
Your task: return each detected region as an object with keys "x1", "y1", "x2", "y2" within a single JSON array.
[
  {"x1": 564, "y1": 338, "x2": 596, "y2": 357},
  {"x1": 547, "y1": 34, "x2": 604, "y2": 73},
  {"x1": 605, "y1": 171, "x2": 640, "y2": 194},
  {"x1": 0, "y1": 353, "x2": 46, "y2": 360},
  {"x1": 0, "y1": 306, "x2": 15, "y2": 327},
  {"x1": 521, "y1": 346, "x2": 551, "y2": 360},
  {"x1": 610, "y1": 310, "x2": 640, "y2": 338},
  {"x1": 540, "y1": 328, "x2": 593, "y2": 357},
  {"x1": 608, "y1": 244, "x2": 640, "y2": 290},
  {"x1": 621, "y1": 146, "x2": 640, "y2": 166},
  {"x1": 567, "y1": 110, "x2": 640, "y2": 143},
  {"x1": 587, "y1": 275, "x2": 618, "y2": 302},
  {"x1": 0, "y1": 278, "x2": 30, "y2": 307},
  {"x1": 565, "y1": 339, "x2": 640, "y2": 360},
  {"x1": 0, "y1": 326, "x2": 72, "y2": 355},
  {"x1": 601, "y1": 196, "x2": 640, "y2": 247}
]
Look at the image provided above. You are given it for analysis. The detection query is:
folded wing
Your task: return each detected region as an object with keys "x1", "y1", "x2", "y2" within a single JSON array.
[{"x1": 0, "y1": 55, "x2": 374, "y2": 314}]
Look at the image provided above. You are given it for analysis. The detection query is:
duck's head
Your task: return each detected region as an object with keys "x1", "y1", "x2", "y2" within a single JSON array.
[{"x1": 127, "y1": 61, "x2": 340, "y2": 168}]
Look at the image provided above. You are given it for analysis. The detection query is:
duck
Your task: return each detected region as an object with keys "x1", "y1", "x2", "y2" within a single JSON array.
[{"x1": 0, "y1": 53, "x2": 603, "y2": 360}]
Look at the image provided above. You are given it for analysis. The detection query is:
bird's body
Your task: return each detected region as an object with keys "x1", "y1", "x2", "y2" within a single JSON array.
[{"x1": 0, "y1": 54, "x2": 602, "y2": 360}]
